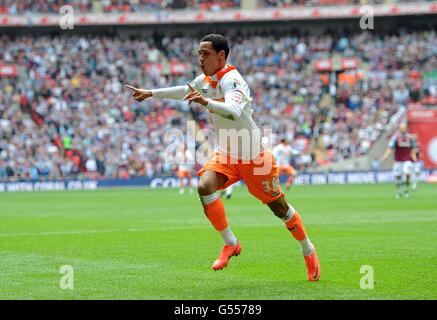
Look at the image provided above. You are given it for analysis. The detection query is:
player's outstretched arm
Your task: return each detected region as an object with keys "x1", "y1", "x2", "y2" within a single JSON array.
[
  {"x1": 126, "y1": 83, "x2": 193, "y2": 102},
  {"x1": 125, "y1": 85, "x2": 153, "y2": 102},
  {"x1": 380, "y1": 148, "x2": 392, "y2": 163}
]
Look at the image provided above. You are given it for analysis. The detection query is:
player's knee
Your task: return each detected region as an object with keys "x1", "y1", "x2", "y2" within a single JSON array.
[
  {"x1": 197, "y1": 180, "x2": 216, "y2": 196},
  {"x1": 268, "y1": 199, "x2": 289, "y2": 219},
  {"x1": 275, "y1": 203, "x2": 289, "y2": 218}
]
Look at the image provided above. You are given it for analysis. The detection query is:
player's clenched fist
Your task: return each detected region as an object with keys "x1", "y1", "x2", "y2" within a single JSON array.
[{"x1": 125, "y1": 84, "x2": 152, "y2": 102}]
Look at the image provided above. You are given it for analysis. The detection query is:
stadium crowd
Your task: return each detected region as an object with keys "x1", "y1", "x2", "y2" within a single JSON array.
[
  {"x1": 0, "y1": 0, "x2": 238, "y2": 14},
  {"x1": 0, "y1": 0, "x2": 427, "y2": 14},
  {"x1": 0, "y1": 28, "x2": 436, "y2": 180}
]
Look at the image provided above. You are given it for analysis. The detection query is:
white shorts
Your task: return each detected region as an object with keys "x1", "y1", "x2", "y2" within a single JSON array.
[
  {"x1": 178, "y1": 165, "x2": 194, "y2": 171},
  {"x1": 413, "y1": 161, "x2": 423, "y2": 175},
  {"x1": 393, "y1": 161, "x2": 413, "y2": 177}
]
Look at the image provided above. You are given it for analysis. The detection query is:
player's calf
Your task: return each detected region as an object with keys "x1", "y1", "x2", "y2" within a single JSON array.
[
  {"x1": 395, "y1": 176, "x2": 402, "y2": 199},
  {"x1": 267, "y1": 196, "x2": 320, "y2": 281},
  {"x1": 404, "y1": 174, "x2": 411, "y2": 198},
  {"x1": 198, "y1": 170, "x2": 240, "y2": 270}
]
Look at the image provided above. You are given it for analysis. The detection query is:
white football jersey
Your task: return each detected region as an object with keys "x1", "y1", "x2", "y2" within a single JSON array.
[
  {"x1": 152, "y1": 64, "x2": 262, "y2": 161},
  {"x1": 190, "y1": 65, "x2": 261, "y2": 160},
  {"x1": 273, "y1": 143, "x2": 293, "y2": 167}
]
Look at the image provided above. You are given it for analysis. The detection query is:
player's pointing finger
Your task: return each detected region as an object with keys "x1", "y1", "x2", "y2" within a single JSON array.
[
  {"x1": 187, "y1": 83, "x2": 195, "y2": 92},
  {"x1": 125, "y1": 84, "x2": 138, "y2": 91}
]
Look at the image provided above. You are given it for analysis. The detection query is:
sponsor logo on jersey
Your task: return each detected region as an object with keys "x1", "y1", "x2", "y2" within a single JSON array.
[{"x1": 271, "y1": 191, "x2": 280, "y2": 197}]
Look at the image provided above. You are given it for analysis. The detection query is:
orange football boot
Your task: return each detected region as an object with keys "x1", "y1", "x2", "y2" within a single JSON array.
[
  {"x1": 212, "y1": 241, "x2": 242, "y2": 271},
  {"x1": 304, "y1": 246, "x2": 321, "y2": 282}
]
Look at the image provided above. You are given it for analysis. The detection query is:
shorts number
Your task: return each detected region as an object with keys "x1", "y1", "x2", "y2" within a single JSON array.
[
  {"x1": 262, "y1": 181, "x2": 271, "y2": 192},
  {"x1": 262, "y1": 177, "x2": 280, "y2": 193}
]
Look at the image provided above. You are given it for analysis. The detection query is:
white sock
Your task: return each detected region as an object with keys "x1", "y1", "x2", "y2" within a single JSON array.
[
  {"x1": 412, "y1": 176, "x2": 418, "y2": 190},
  {"x1": 219, "y1": 226, "x2": 238, "y2": 246},
  {"x1": 200, "y1": 193, "x2": 219, "y2": 205},
  {"x1": 299, "y1": 237, "x2": 314, "y2": 256},
  {"x1": 281, "y1": 204, "x2": 314, "y2": 256},
  {"x1": 281, "y1": 204, "x2": 295, "y2": 223},
  {"x1": 226, "y1": 185, "x2": 233, "y2": 196}
]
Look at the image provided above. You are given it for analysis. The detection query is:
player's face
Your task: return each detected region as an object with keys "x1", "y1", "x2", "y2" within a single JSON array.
[{"x1": 198, "y1": 42, "x2": 223, "y2": 76}]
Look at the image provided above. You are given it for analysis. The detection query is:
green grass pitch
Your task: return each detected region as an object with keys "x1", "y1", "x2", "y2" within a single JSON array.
[{"x1": 0, "y1": 183, "x2": 436, "y2": 300}]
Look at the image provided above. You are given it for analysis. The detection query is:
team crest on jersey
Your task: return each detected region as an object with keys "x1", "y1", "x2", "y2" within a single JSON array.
[{"x1": 233, "y1": 79, "x2": 241, "y2": 88}]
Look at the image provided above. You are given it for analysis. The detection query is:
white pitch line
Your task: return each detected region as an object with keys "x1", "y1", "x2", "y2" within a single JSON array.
[
  {"x1": 0, "y1": 226, "x2": 202, "y2": 238},
  {"x1": 0, "y1": 217, "x2": 436, "y2": 238}
]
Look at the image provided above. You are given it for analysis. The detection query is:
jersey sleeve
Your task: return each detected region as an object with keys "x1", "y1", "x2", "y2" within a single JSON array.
[
  {"x1": 151, "y1": 75, "x2": 204, "y2": 100},
  {"x1": 151, "y1": 86, "x2": 187, "y2": 100},
  {"x1": 205, "y1": 74, "x2": 245, "y2": 120}
]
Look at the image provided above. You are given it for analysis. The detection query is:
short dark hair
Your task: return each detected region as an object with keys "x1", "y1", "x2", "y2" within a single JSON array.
[{"x1": 200, "y1": 34, "x2": 230, "y2": 59}]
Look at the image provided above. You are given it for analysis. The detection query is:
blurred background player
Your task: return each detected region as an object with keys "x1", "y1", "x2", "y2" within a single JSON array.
[
  {"x1": 380, "y1": 123, "x2": 417, "y2": 199},
  {"x1": 273, "y1": 139, "x2": 297, "y2": 190},
  {"x1": 175, "y1": 144, "x2": 195, "y2": 194},
  {"x1": 411, "y1": 136, "x2": 422, "y2": 192},
  {"x1": 220, "y1": 185, "x2": 233, "y2": 200}
]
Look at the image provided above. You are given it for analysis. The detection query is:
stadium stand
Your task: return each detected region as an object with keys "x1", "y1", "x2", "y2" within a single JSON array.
[
  {"x1": 0, "y1": 0, "x2": 428, "y2": 14},
  {"x1": 0, "y1": 25, "x2": 436, "y2": 180}
]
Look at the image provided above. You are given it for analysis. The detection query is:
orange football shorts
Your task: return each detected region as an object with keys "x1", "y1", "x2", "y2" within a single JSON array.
[
  {"x1": 197, "y1": 149, "x2": 284, "y2": 204},
  {"x1": 177, "y1": 170, "x2": 191, "y2": 179},
  {"x1": 278, "y1": 165, "x2": 297, "y2": 176}
]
